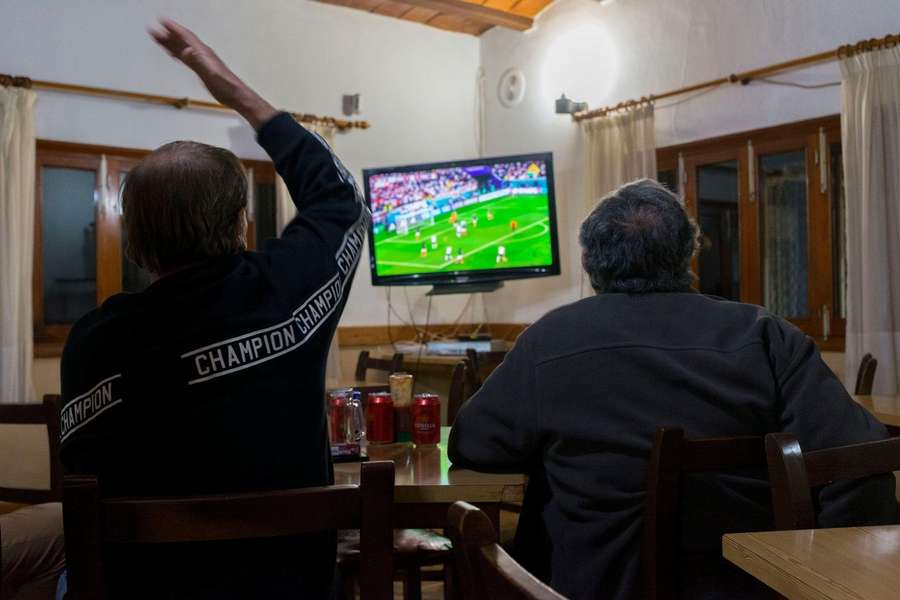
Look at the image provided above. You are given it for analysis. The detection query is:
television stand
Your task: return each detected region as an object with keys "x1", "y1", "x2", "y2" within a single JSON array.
[{"x1": 426, "y1": 281, "x2": 504, "y2": 296}]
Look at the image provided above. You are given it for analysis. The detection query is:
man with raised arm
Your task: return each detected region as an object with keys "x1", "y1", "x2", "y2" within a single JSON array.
[{"x1": 58, "y1": 20, "x2": 369, "y2": 598}]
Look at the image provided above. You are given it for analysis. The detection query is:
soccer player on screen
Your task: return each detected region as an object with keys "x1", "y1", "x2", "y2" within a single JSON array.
[
  {"x1": 431, "y1": 235, "x2": 438, "y2": 250},
  {"x1": 496, "y1": 245, "x2": 507, "y2": 264}
]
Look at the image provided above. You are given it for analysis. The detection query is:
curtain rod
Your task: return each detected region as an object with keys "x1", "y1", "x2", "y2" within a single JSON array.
[
  {"x1": 573, "y1": 32, "x2": 900, "y2": 122},
  {"x1": 0, "y1": 74, "x2": 370, "y2": 132}
]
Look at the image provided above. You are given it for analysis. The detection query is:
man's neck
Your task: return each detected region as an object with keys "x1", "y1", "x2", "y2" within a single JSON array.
[{"x1": 151, "y1": 262, "x2": 201, "y2": 283}]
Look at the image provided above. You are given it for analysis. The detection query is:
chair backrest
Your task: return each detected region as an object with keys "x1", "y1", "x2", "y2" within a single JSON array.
[
  {"x1": 643, "y1": 428, "x2": 766, "y2": 600},
  {"x1": 854, "y1": 353, "x2": 878, "y2": 395},
  {"x1": 464, "y1": 349, "x2": 506, "y2": 393},
  {"x1": 0, "y1": 395, "x2": 63, "y2": 504},
  {"x1": 63, "y1": 461, "x2": 395, "y2": 600},
  {"x1": 447, "y1": 501, "x2": 566, "y2": 600},
  {"x1": 765, "y1": 432, "x2": 900, "y2": 530},
  {"x1": 355, "y1": 350, "x2": 404, "y2": 380},
  {"x1": 446, "y1": 361, "x2": 470, "y2": 426}
]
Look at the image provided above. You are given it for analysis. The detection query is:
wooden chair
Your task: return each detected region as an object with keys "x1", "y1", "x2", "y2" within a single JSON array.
[
  {"x1": 63, "y1": 461, "x2": 395, "y2": 600},
  {"x1": 464, "y1": 349, "x2": 506, "y2": 393},
  {"x1": 0, "y1": 394, "x2": 63, "y2": 504},
  {"x1": 854, "y1": 353, "x2": 878, "y2": 395},
  {"x1": 0, "y1": 395, "x2": 64, "y2": 599},
  {"x1": 446, "y1": 360, "x2": 470, "y2": 426},
  {"x1": 355, "y1": 350, "x2": 404, "y2": 380},
  {"x1": 447, "y1": 501, "x2": 565, "y2": 600},
  {"x1": 765, "y1": 433, "x2": 900, "y2": 530},
  {"x1": 643, "y1": 427, "x2": 767, "y2": 600}
]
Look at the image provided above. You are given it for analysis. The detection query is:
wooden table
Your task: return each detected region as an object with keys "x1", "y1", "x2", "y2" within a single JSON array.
[
  {"x1": 854, "y1": 395, "x2": 900, "y2": 428},
  {"x1": 723, "y1": 526, "x2": 900, "y2": 599},
  {"x1": 333, "y1": 427, "x2": 525, "y2": 530}
]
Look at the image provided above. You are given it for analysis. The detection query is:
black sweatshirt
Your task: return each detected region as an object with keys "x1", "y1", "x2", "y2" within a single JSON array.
[
  {"x1": 59, "y1": 112, "x2": 369, "y2": 598},
  {"x1": 449, "y1": 292, "x2": 895, "y2": 600}
]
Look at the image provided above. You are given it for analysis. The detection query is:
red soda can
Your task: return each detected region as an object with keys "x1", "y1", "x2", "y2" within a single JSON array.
[
  {"x1": 366, "y1": 392, "x2": 395, "y2": 444},
  {"x1": 327, "y1": 389, "x2": 351, "y2": 444},
  {"x1": 412, "y1": 393, "x2": 441, "y2": 445}
]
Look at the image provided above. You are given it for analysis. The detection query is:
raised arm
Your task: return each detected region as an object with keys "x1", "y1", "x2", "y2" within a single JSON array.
[
  {"x1": 151, "y1": 19, "x2": 367, "y2": 271},
  {"x1": 150, "y1": 19, "x2": 276, "y2": 130}
]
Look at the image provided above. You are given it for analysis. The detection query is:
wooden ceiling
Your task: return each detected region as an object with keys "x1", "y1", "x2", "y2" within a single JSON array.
[{"x1": 317, "y1": 0, "x2": 554, "y2": 35}]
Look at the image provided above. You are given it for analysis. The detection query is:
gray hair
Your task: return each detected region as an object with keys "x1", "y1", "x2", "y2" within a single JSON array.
[{"x1": 579, "y1": 178, "x2": 700, "y2": 294}]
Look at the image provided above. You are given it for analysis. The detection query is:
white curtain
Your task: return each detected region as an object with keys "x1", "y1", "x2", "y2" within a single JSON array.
[
  {"x1": 0, "y1": 85, "x2": 37, "y2": 404},
  {"x1": 582, "y1": 104, "x2": 657, "y2": 212},
  {"x1": 841, "y1": 46, "x2": 900, "y2": 395},
  {"x1": 275, "y1": 121, "x2": 343, "y2": 381}
]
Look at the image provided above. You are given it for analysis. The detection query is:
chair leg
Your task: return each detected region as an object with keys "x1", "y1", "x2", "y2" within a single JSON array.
[
  {"x1": 443, "y1": 561, "x2": 458, "y2": 600},
  {"x1": 403, "y1": 566, "x2": 423, "y2": 600}
]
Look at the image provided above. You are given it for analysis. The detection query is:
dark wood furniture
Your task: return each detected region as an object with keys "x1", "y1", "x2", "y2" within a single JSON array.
[
  {"x1": 643, "y1": 427, "x2": 767, "y2": 600},
  {"x1": 446, "y1": 360, "x2": 469, "y2": 426},
  {"x1": 0, "y1": 395, "x2": 63, "y2": 504},
  {"x1": 62, "y1": 461, "x2": 395, "y2": 600},
  {"x1": 464, "y1": 349, "x2": 506, "y2": 393},
  {"x1": 447, "y1": 501, "x2": 565, "y2": 600},
  {"x1": 854, "y1": 353, "x2": 878, "y2": 395},
  {"x1": 334, "y1": 427, "x2": 527, "y2": 597},
  {"x1": 0, "y1": 395, "x2": 64, "y2": 600},
  {"x1": 355, "y1": 350, "x2": 404, "y2": 380},
  {"x1": 765, "y1": 433, "x2": 900, "y2": 530}
]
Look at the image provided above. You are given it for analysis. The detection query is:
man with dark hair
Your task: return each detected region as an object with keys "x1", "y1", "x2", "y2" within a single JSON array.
[
  {"x1": 58, "y1": 19, "x2": 368, "y2": 598},
  {"x1": 449, "y1": 178, "x2": 895, "y2": 599}
]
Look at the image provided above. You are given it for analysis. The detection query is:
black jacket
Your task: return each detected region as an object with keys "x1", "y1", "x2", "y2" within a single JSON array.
[
  {"x1": 59, "y1": 112, "x2": 369, "y2": 598},
  {"x1": 449, "y1": 292, "x2": 895, "y2": 600}
]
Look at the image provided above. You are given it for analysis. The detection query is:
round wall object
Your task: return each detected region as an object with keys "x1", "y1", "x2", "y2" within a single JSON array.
[{"x1": 498, "y1": 68, "x2": 527, "y2": 107}]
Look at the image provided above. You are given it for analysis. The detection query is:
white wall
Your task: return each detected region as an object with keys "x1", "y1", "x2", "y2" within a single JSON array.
[
  {"x1": 1, "y1": 0, "x2": 481, "y2": 332},
  {"x1": 479, "y1": 0, "x2": 900, "y2": 320},
  {"x1": 1, "y1": 0, "x2": 481, "y2": 395}
]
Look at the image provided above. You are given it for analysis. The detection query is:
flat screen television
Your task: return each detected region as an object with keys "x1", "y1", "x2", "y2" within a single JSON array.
[{"x1": 362, "y1": 152, "x2": 560, "y2": 294}]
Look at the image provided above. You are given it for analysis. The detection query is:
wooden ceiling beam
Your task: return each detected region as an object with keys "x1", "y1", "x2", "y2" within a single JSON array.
[{"x1": 400, "y1": 0, "x2": 532, "y2": 30}]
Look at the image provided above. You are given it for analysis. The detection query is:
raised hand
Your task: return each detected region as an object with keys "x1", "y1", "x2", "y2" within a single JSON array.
[{"x1": 150, "y1": 18, "x2": 276, "y2": 130}]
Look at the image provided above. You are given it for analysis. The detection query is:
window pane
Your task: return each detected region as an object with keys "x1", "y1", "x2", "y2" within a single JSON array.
[
  {"x1": 119, "y1": 172, "x2": 154, "y2": 293},
  {"x1": 830, "y1": 143, "x2": 846, "y2": 319},
  {"x1": 255, "y1": 182, "x2": 278, "y2": 244},
  {"x1": 696, "y1": 160, "x2": 740, "y2": 300},
  {"x1": 759, "y1": 150, "x2": 809, "y2": 318},
  {"x1": 41, "y1": 167, "x2": 97, "y2": 324},
  {"x1": 657, "y1": 169, "x2": 677, "y2": 193}
]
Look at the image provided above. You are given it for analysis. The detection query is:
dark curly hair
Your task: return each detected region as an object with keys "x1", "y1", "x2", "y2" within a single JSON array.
[{"x1": 579, "y1": 178, "x2": 700, "y2": 294}]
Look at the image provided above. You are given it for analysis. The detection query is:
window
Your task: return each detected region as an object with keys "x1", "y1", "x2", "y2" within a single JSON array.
[
  {"x1": 34, "y1": 140, "x2": 276, "y2": 356},
  {"x1": 657, "y1": 115, "x2": 845, "y2": 349}
]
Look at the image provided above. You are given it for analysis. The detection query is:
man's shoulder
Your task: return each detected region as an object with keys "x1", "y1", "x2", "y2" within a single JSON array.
[
  {"x1": 521, "y1": 292, "x2": 792, "y2": 358},
  {"x1": 66, "y1": 293, "x2": 143, "y2": 350}
]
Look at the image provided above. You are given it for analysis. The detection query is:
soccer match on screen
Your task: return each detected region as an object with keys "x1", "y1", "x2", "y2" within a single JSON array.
[{"x1": 367, "y1": 159, "x2": 554, "y2": 278}]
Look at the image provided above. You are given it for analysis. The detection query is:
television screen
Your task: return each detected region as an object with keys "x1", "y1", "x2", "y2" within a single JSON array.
[{"x1": 363, "y1": 152, "x2": 560, "y2": 288}]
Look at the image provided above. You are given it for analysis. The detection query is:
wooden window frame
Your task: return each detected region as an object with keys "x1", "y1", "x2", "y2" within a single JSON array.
[
  {"x1": 657, "y1": 114, "x2": 845, "y2": 351},
  {"x1": 34, "y1": 139, "x2": 276, "y2": 357}
]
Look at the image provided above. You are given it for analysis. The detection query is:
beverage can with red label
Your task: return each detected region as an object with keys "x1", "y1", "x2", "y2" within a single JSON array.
[
  {"x1": 327, "y1": 389, "x2": 351, "y2": 444},
  {"x1": 412, "y1": 393, "x2": 441, "y2": 445},
  {"x1": 367, "y1": 391, "x2": 395, "y2": 444}
]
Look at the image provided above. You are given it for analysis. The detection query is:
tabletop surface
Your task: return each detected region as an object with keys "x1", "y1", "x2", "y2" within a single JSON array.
[
  {"x1": 333, "y1": 427, "x2": 526, "y2": 504},
  {"x1": 854, "y1": 395, "x2": 900, "y2": 427},
  {"x1": 723, "y1": 525, "x2": 900, "y2": 600}
]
